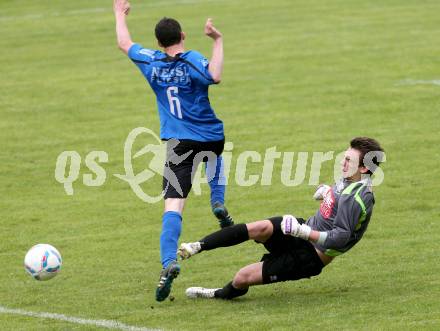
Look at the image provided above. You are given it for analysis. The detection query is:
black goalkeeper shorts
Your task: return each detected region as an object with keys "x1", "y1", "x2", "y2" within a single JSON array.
[
  {"x1": 162, "y1": 139, "x2": 224, "y2": 199},
  {"x1": 261, "y1": 216, "x2": 324, "y2": 284}
]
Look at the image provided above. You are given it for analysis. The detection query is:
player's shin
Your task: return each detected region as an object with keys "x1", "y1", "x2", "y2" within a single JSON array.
[
  {"x1": 199, "y1": 223, "x2": 249, "y2": 250},
  {"x1": 160, "y1": 211, "x2": 182, "y2": 267},
  {"x1": 206, "y1": 157, "x2": 234, "y2": 228},
  {"x1": 206, "y1": 156, "x2": 225, "y2": 206},
  {"x1": 214, "y1": 281, "x2": 249, "y2": 299}
]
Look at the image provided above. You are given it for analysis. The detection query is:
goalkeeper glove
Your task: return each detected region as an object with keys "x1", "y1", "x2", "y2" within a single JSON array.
[
  {"x1": 280, "y1": 215, "x2": 311, "y2": 240},
  {"x1": 313, "y1": 184, "x2": 331, "y2": 200}
]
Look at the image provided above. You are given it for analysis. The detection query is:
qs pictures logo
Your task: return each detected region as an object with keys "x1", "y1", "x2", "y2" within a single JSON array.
[
  {"x1": 55, "y1": 128, "x2": 386, "y2": 203},
  {"x1": 55, "y1": 127, "x2": 170, "y2": 203}
]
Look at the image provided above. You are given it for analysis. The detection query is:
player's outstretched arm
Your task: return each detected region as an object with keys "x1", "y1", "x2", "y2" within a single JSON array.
[
  {"x1": 114, "y1": 0, "x2": 134, "y2": 54},
  {"x1": 205, "y1": 18, "x2": 223, "y2": 83}
]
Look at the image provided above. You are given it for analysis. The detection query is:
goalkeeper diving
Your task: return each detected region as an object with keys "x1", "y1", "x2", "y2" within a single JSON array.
[{"x1": 178, "y1": 137, "x2": 384, "y2": 300}]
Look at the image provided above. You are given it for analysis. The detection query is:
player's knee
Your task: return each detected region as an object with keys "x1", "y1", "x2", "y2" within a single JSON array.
[
  {"x1": 164, "y1": 198, "x2": 186, "y2": 214},
  {"x1": 233, "y1": 265, "x2": 260, "y2": 288},
  {"x1": 233, "y1": 269, "x2": 251, "y2": 288},
  {"x1": 247, "y1": 220, "x2": 273, "y2": 242}
]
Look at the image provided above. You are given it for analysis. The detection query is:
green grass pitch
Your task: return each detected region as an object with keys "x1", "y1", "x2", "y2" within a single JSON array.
[{"x1": 1, "y1": 0, "x2": 440, "y2": 330}]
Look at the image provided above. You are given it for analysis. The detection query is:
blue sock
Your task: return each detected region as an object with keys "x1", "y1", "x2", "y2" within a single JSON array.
[
  {"x1": 206, "y1": 156, "x2": 226, "y2": 207},
  {"x1": 160, "y1": 211, "x2": 182, "y2": 268}
]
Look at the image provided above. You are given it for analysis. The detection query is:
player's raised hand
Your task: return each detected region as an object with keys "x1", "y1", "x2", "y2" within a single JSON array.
[
  {"x1": 114, "y1": 0, "x2": 130, "y2": 16},
  {"x1": 204, "y1": 18, "x2": 222, "y2": 40}
]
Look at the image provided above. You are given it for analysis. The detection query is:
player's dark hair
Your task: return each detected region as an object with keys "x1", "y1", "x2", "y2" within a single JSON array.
[
  {"x1": 350, "y1": 137, "x2": 384, "y2": 174},
  {"x1": 155, "y1": 17, "x2": 182, "y2": 47}
]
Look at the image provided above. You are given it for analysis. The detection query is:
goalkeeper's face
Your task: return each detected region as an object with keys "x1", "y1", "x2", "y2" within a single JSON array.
[{"x1": 341, "y1": 148, "x2": 367, "y2": 180}]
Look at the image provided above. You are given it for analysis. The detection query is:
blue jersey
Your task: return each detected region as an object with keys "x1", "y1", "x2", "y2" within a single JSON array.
[{"x1": 128, "y1": 44, "x2": 224, "y2": 142}]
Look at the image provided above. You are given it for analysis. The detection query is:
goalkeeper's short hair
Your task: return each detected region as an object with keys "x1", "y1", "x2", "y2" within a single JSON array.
[{"x1": 350, "y1": 137, "x2": 384, "y2": 174}]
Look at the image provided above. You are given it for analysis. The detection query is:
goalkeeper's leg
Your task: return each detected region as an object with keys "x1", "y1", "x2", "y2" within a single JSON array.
[
  {"x1": 186, "y1": 262, "x2": 262, "y2": 299},
  {"x1": 215, "y1": 262, "x2": 263, "y2": 299},
  {"x1": 178, "y1": 220, "x2": 274, "y2": 259}
]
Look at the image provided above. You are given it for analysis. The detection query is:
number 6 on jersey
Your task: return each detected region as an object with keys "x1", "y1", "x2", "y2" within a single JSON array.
[{"x1": 167, "y1": 86, "x2": 182, "y2": 119}]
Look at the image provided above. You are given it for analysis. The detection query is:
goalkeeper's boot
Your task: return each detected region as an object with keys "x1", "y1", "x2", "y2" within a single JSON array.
[
  {"x1": 155, "y1": 261, "x2": 180, "y2": 302},
  {"x1": 186, "y1": 287, "x2": 220, "y2": 299},
  {"x1": 212, "y1": 202, "x2": 234, "y2": 228},
  {"x1": 178, "y1": 242, "x2": 201, "y2": 260}
]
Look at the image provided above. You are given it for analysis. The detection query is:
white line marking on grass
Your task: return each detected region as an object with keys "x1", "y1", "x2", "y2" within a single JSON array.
[
  {"x1": 0, "y1": 306, "x2": 161, "y2": 331},
  {"x1": 396, "y1": 79, "x2": 440, "y2": 86}
]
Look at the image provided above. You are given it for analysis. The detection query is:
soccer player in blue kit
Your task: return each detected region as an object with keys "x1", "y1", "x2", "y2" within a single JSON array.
[{"x1": 113, "y1": 0, "x2": 233, "y2": 301}]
